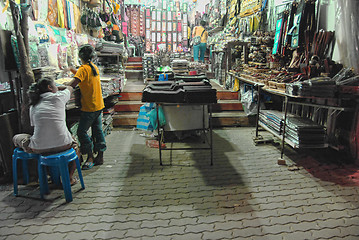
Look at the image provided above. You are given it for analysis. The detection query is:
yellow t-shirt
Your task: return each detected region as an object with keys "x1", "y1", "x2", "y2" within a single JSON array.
[
  {"x1": 193, "y1": 26, "x2": 208, "y2": 43},
  {"x1": 75, "y1": 63, "x2": 105, "y2": 112}
]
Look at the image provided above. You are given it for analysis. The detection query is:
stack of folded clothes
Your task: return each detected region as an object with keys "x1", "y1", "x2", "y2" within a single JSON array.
[
  {"x1": 174, "y1": 74, "x2": 207, "y2": 82},
  {"x1": 171, "y1": 59, "x2": 189, "y2": 75},
  {"x1": 99, "y1": 40, "x2": 124, "y2": 54},
  {"x1": 142, "y1": 80, "x2": 217, "y2": 103}
]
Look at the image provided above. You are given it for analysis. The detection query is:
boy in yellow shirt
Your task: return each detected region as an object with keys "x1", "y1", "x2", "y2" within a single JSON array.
[{"x1": 69, "y1": 45, "x2": 106, "y2": 169}]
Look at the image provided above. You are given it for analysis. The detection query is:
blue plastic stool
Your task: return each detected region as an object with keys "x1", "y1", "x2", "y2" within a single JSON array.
[
  {"x1": 38, "y1": 148, "x2": 85, "y2": 202},
  {"x1": 12, "y1": 148, "x2": 40, "y2": 196}
]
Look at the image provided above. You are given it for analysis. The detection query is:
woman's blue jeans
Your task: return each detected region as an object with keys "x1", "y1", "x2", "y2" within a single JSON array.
[
  {"x1": 193, "y1": 43, "x2": 207, "y2": 62},
  {"x1": 77, "y1": 110, "x2": 107, "y2": 154}
]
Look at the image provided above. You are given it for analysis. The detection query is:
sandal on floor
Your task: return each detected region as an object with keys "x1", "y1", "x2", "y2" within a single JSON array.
[{"x1": 82, "y1": 162, "x2": 94, "y2": 170}]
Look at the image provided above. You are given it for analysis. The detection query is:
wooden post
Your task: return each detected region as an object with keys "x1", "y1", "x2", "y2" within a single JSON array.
[{"x1": 9, "y1": 0, "x2": 35, "y2": 133}]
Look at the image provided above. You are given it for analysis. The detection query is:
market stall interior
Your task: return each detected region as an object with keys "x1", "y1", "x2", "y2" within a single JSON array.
[{"x1": 0, "y1": 0, "x2": 358, "y2": 198}]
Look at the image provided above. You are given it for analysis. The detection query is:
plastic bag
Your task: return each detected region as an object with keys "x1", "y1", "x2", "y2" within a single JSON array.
[
  {"x1": 38, "y1": 43, "x2": 50, "y2": 67},
  {"x1": 29, "y1": 42, "x2": 41, "y2": 69},
  {"x1": 136, "y1": 103, "x2": 155, "y2": 131},
  {"x1": 240, "y1": 84, "x2": 263, "y2": 116},
  {"x1": 147, "y1": 106, "x2": 166, "y2": 130}
]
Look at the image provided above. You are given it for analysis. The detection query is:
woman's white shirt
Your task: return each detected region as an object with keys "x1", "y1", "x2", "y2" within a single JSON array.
[{"x1": 29, "y1": 89, "x2": 73, "y2": 150}]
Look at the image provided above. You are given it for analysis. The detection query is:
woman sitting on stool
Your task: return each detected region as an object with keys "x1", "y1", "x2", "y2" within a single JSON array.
[{"x1": 12, "y1": 77, "x2": 78, "y2": 185}]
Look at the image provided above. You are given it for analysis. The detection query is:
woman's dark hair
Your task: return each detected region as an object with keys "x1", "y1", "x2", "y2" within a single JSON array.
[
  {"x1": 79, "y1": 44, "x2": 98, "y2": 76},
  {"x1": 28, "y1": 77, "x2": 54, "y2": 106},
  {"x1": 200, "y1": 20, "x2": 207, "y2": 27}
]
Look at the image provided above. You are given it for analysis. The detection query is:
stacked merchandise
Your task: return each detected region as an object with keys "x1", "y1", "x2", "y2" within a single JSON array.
[
  {"x1": 102, "y1": 112, "x2": 114, "y2": 137},
  {"x1": 142, "y1": 80, "x2": 217, "y2": 104},
  {"x1": 286, "y1": 77, "x2": 337, "y2": 97},
  {"x1": 98, "y1": 41, "x2": 125, "y2": 54},
  {"x1": 171, "y1": 59, "x2": 189, "y2": 75},
  {"x1": 101, "y1": 77, "x2": 120, "y2": 98},
  {"x1": 155, "y1": 66, "x2": 174, "y2": 81},
  {"x1": 214, "y1": 52, "x2": 225, "y2": 83},
  {"x1": 248, "y1": 32, "x2": 274, "y2": 64},
  {"x1": 259, "y1": 110, "x2": 284, "y2": 136},
  {"x1": 259, "y1": 110, "x2": 327, "y2": 148},
  {"x1": 33, "y1": 67, "x2": 58, "y2": 81},
  {"x1": 189, "y1": 62, "x2": 207, "y2": 75},
  {"x1": 143, "y1": 54, "x2": 155, "y2": 81},
  {"x1": 96, "y1": 55, "x2": 123, "y2": 76},
  {"x1": 285, "y1": 117, "x2": 327, "y2": 148}
]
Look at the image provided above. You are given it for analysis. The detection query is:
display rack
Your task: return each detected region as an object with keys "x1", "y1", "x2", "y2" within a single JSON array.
[
  {"x1": 229, "y1": 72, "x2": 355, "y2": 160},
  {"x1": 155, "y1": 103, "x2": 214, "y2": 166}
]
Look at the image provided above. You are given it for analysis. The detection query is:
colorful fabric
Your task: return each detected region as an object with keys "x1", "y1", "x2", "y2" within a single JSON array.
[
  {"x1": 73, "y1": 4, "x2": 81, "y2": 33},
  {"x1": 75, "y1": 63, "x2": 105, "y2": 112},
  {"x1": 57, "y1": 0, "x2": 65, "y2": 28},
  {"x1": 47, "y1": 0, "x2": 58, "y2": 26}
]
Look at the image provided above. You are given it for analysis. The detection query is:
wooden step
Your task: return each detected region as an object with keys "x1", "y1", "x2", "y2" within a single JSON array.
[
  {"x1": 113, "y1": 112, "x2": 138, "y2": 127},
  {"x1": 212, "y1": 111, "x2": 255, "y2": 127},
  {"x1": 114, "y1": 101, "x2": 142, "y2": 112},
  {"x1": 119, "y1": 92, "x2": 143, "y2": 100},
  {"x1": 216, "y1": 91, "x2": 239, "y2": 100},
  {"x1": 128, "y1": 57, "x2": 142, "y2": 62},
  {"x1": 213, "y1": 100, "x2": 243, "y2": 112},
  {"x1": 125, "y1": 70, "x2": 144, "y2": 80}
]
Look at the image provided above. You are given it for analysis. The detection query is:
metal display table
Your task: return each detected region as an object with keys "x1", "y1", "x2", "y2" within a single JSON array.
[
  {"x1": 228, "y1": 72, "x2": 355, "y2": 160},
  {"x1": 155, "y1": 103, "x2": 214, "y2": 166}
]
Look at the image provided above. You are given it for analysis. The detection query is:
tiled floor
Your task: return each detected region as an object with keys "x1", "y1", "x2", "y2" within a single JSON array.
[{"x1": 1, "y1": 127, "x2": 359, "y2": 240}]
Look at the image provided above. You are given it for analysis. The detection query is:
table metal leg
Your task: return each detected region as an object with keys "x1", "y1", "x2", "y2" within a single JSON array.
[
  {"x1": 209, "y1": 104, "x2": 213, "y2": 165},
  {"x1": 280, "y1": 96, "x2": 289, "y2": 162},
  {"x1": 255, "y1": 85, "x2": 261, "y2": 138},
  {"x1": 156, "y1": 104, "x2": 162, "y2": 165}
]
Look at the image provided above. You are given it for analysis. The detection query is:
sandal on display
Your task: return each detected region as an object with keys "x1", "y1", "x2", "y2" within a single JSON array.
[{"x1": 82, "y1": 162, "x2": 94, "y2": 170}]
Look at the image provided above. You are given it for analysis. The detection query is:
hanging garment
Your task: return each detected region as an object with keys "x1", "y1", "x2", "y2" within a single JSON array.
[
  {"x1": 73, "y1": 4, "x2": 81, "y2": 33},
  {"x1": 62, "y1": 0, "x2": 68, "y2": 29},
  {"x1": 37, "y1": 0, "x2": 49, "y2": 22},
  {"x1": 47, "y1": 0, "x2": 58, "y2": 26},
  {"x1": 57, "y1": 0, "x2": 65, "y2": 28}
]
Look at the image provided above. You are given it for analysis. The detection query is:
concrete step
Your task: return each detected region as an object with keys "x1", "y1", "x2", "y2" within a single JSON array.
[
  {"x1": 212, "y1": 111, "x2": 255, "y2": 127},
  {"x1": 213, "y1": 100, "x2": 243, "y2": 112},
  {"x1": 114, "y1": 101, "x2": 142, "y2": 112}
]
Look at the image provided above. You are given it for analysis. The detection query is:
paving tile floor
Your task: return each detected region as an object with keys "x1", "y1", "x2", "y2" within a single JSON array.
[{"x1": 1, "y1": 127, "x2": 359, "y2": 240}]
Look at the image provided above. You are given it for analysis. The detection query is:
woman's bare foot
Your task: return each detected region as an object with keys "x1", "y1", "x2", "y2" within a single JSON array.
[{"x1": 70, "y1": 177, "x2": 78, "y2": 186}]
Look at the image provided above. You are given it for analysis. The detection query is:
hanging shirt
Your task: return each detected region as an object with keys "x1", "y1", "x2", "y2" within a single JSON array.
[
  {"x1": 29, "y1": 89, "x2": 73, "y2": 150},
  {"x1": 75, "y1": 63, "x2": 105, "y2": 112}
]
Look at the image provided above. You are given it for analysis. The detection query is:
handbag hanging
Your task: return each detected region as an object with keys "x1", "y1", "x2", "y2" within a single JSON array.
[{"x1": 193, "y1": 29, "x2": 205, "y2": 46}]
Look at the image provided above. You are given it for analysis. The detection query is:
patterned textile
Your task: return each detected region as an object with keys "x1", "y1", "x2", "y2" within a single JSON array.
[
  {"x1": 47, "y1": 0, "x2": 58, "y2": 26},
  {"x1": 38, "y1": 0, "x2": 48, "y2": 22}
]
